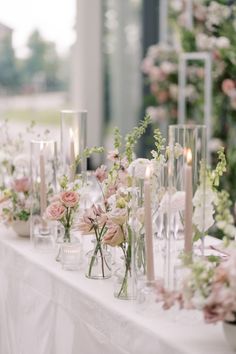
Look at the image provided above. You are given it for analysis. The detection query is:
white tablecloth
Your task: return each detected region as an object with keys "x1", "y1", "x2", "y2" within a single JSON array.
[{"x1": 0, "y1": 227, "x2": 234, "y2": 354}]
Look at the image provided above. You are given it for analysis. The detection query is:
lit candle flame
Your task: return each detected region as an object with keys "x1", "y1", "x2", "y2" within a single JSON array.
[
  {"x1": 40, "y1": 142, "x2": 44, "y2": 152},
  {"x1": 186, "y1": 148, "x2": 192, "y2": 165}
]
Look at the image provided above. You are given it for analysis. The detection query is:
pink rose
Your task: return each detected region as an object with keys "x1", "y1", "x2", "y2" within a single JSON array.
[
  {"x1": 94, "y1": 165, "x2": 108, "y2": 183},
  {"x1": 46, "y1": 202, "x2": 66, "y2": 220},
  {"x1": 60, "y1": 191, "x2": 79, "y2": 208},
  {"x1": 103, "y1": 221, "x2": 124, "y2": 247},
  {"x1": 222, "y1": 79, "x2": 235, "y2": 96},
  {"x1": 12, "y1": 177, "x2": 30, "y2": 193}
]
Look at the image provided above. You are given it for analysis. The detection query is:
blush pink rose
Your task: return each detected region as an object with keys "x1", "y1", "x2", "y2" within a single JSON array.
[
  {"x1": 222, "y1": 79, "x2": 235, "y2": 96},
  {"x1": 46, "y1": 202, "x2": 66, "y2": 220},
  {"x1": 12, "y1": 177, "x2": 30, "y2": 193},
  {"x1": 60, "y1": 191, "x2": 79, "y2": 208},
  {"x1": 103, "y1": 221, "x2": 124, "y2": 247}
]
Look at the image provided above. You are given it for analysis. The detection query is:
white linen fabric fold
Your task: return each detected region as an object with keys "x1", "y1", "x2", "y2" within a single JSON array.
[{"x1": 0, "y1": 227, "x2": 233, "y2": 354}]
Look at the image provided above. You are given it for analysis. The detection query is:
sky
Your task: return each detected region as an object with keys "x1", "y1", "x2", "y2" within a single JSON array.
[{"x1": 0, "y1": 0, "x2": 76, "y2": 57}]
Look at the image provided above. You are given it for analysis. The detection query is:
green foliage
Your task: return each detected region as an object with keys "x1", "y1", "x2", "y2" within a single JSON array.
[
  {"x1": 113, "y1": 127, "x2": 122, "y2": 150},
  {"x1": 151, "y1": 128, "x2": 166, "y2": 161},
  {"x1": 125, "y1": 114, "x2": 151, "y2": 163},
  {"x1": 210, "y1": 147, "x2": 227, "y2": 187},
  {"x1": 0, "y1": 34, "x2": 19, "y2": 91},
  {"x1": 16, "y1": 210, "x2": 30, "y2": 221},
  {"x1": 75, "y1": 146, "x2": 104, "y2": 167}
]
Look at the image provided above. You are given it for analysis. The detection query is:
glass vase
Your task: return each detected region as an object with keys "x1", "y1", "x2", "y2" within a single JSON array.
[
  {"x1": 85, "y1": 240, "x2": 112, "y2": 279},
  {"x1": 60, "y1": 110, "x2": 87, "y2": 182},
  {"x1": 30, "y1": 139, "x2": 57, "y2": 250},
  {"x1": 114, "y1": 257, "x2": 136, "y2": 300}
]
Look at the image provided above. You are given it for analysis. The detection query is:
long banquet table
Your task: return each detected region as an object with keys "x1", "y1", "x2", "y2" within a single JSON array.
[{"x1": 0, "y1": 226, "x2": 234, "y2": 354}]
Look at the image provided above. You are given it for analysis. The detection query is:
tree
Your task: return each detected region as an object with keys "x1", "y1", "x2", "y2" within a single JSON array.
[
  {"x1": 0, "y1": 34, "x2": 19, "y2": 92},
  {"x1": 23, "y1": 29, "x2": 64, "y2": 91}
]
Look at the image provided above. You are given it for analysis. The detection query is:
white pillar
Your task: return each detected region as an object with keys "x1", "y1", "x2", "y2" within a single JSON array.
[
  {"x1": 72, "y1": 0, "x2": 103, "y2": 148},
  {"x1": 159, "y1": 0, "x2": 168, "y2": 43}
]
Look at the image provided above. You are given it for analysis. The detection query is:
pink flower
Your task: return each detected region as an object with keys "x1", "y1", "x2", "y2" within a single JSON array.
[
  {"x1": 222, "y1": 79, "x2": 235, "y2": 96},
  {"x1": 157, "y1": 91, "x2": 169, "y2": 104},
  {"x1": 203, "y1": 285, "x2": 236, "y2": 323},
  {"x1": 94, "y1": 165, "x2": 108, "y2": 183},
  {"x1": 12, "y1": 177, "x2": 30, "y2": 193},
  {"x1": 103, "y1": 221, "x2": 124, "y2": 247},
  {"x1": 77, "y1": 204, "x2": 107, "y2": 235},
  {"x1": 107, "y1": 149, "x2": 120, "y2": 162},
  {"x1": 60, "y1": 191, "x2": 79, "y2": 208},
  {"x1": 46, "y1": 202, "x2": 66, "y2": 220}
]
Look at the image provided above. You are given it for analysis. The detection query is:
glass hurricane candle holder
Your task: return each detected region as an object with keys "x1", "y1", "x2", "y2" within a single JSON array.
[
  {"x1": 30, "y1": 139, "x2": 57, "y2": 250},
  {"x1": 167, "y1": 125, "x2": 207, "y2": 259},
  {"x1": 60, "y1": 110, "x2": 87, "y2": 182}
]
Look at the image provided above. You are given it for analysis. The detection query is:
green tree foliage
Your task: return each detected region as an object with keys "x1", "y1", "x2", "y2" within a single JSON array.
[
  {"x1": 23, "y1": 29, "x2": 65, "y2": 91},
  {"x1": 0, "y1": 34, "x2": 19, "y2": 91}
]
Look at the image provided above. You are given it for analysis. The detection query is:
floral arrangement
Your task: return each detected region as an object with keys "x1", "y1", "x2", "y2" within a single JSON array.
[
  {"x1": 77, "y1": 115, "x2": 151, "y2": 287},
  {"x1": 142, "y1": 0, "x2": 236, "y2": 201},
  {"x1": 46, "y1": 176, "x2": 80, "y2": 242},
  {"x1": 156, "y1": 250, "x2": 236, "y2": 324},
  {"x1": 0, "y1": 177, "x2": 31, "y2": 223}
]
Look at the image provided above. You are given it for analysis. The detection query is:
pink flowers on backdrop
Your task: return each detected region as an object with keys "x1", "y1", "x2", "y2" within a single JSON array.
[
  {"x1": 12, "y1": 177, "x2": 30, "y2": 193},
  {"x1": 222, "y1": 79, "x2": 235, "y2": 96}
]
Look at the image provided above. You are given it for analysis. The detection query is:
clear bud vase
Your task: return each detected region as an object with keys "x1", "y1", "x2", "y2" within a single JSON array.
[
  {"x1": 30, "y1": 139, "x2": 57, "y2": 250},
  {"x1": 85, "y1": 239, "x2": 112, "y2": 279},
  {"x1": 60, "y1": 110, "x2": 87, "y2": 183},
  {"x1": 114, "y1": 252, "x2": 134, "y2": 300}
]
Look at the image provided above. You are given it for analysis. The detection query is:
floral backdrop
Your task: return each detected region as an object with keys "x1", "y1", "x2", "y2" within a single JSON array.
[{"x1": 142, "y1": 0, "x2": 236, "y2": 200}]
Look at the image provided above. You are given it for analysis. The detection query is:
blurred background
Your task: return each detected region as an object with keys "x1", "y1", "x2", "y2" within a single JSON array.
[{"x1": 1, "y1": 0, "x2": 236, "y2": 197}]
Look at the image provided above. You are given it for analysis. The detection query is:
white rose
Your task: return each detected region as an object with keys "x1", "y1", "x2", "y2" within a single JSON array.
[
  {"x1": 128, "y1": 158, "x2": 151, "y2": 179},
  {"x1": 160, "y1": 61, "x2": 177, "y2": 75},
  {"x1": 193, "y1": 205, "x2": 215, "y2": 233},
  {"x1": 160, "y1": 191, "x2": 185, "y2": 214},
  {"x1": 215, "y1": 36, "x2": 230, "y2": 49}
]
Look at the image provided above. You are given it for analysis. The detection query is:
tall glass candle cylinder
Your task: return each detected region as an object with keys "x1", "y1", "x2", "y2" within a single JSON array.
[
  {"x1": 167, "y1": 125, "x2": 207, "y2": 257},
  {"x1": 30, "y1": 139, "x2": 57, "y2": 249},
  {"x1": 60, "y1": 110, "x2": 87, "y2": 182}
]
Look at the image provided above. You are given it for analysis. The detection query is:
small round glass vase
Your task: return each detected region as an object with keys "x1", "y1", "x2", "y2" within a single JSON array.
[
  {"x1": 85, "y1": 241, "x2": 112, "y2": 280},
  {"x1": 113, "y1": 261, "x2": 136, "y2": 300}
]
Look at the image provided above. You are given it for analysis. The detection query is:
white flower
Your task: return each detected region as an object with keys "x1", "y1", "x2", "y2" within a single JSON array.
[
  {"x1": 193, "y1": 205, "x2": 215, "y2": 233},
  {"x1": 215, "y1": 37, "x2": 230, "y2": 49},
  {"x1": 160, "y1": 191, "x2": 185, "y2": 214},
  {"x1": 160, "y1": 61, "x2": 177, "y2": 75},
  {"x1": 128, "y1": 158, "x2": 151, "y2": 179},
  {"x1": 193, "y1": 186, "x2": 217, "y2": 208},
  {"x1": 209, "y1": 138, "x2": 224, "y2": 153},
  {"x1": 193, "y1": 186, "x2": 216, "y2": 233},
  {"x1": 170, "y1": 0, "x2": 183, "y2": 12},
  {"x1": 146, "y1": 106, "x2": 167, "y2": 123},
  {"x1": 196, "y1": 33, "x2": 215, "y2": 51}
]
